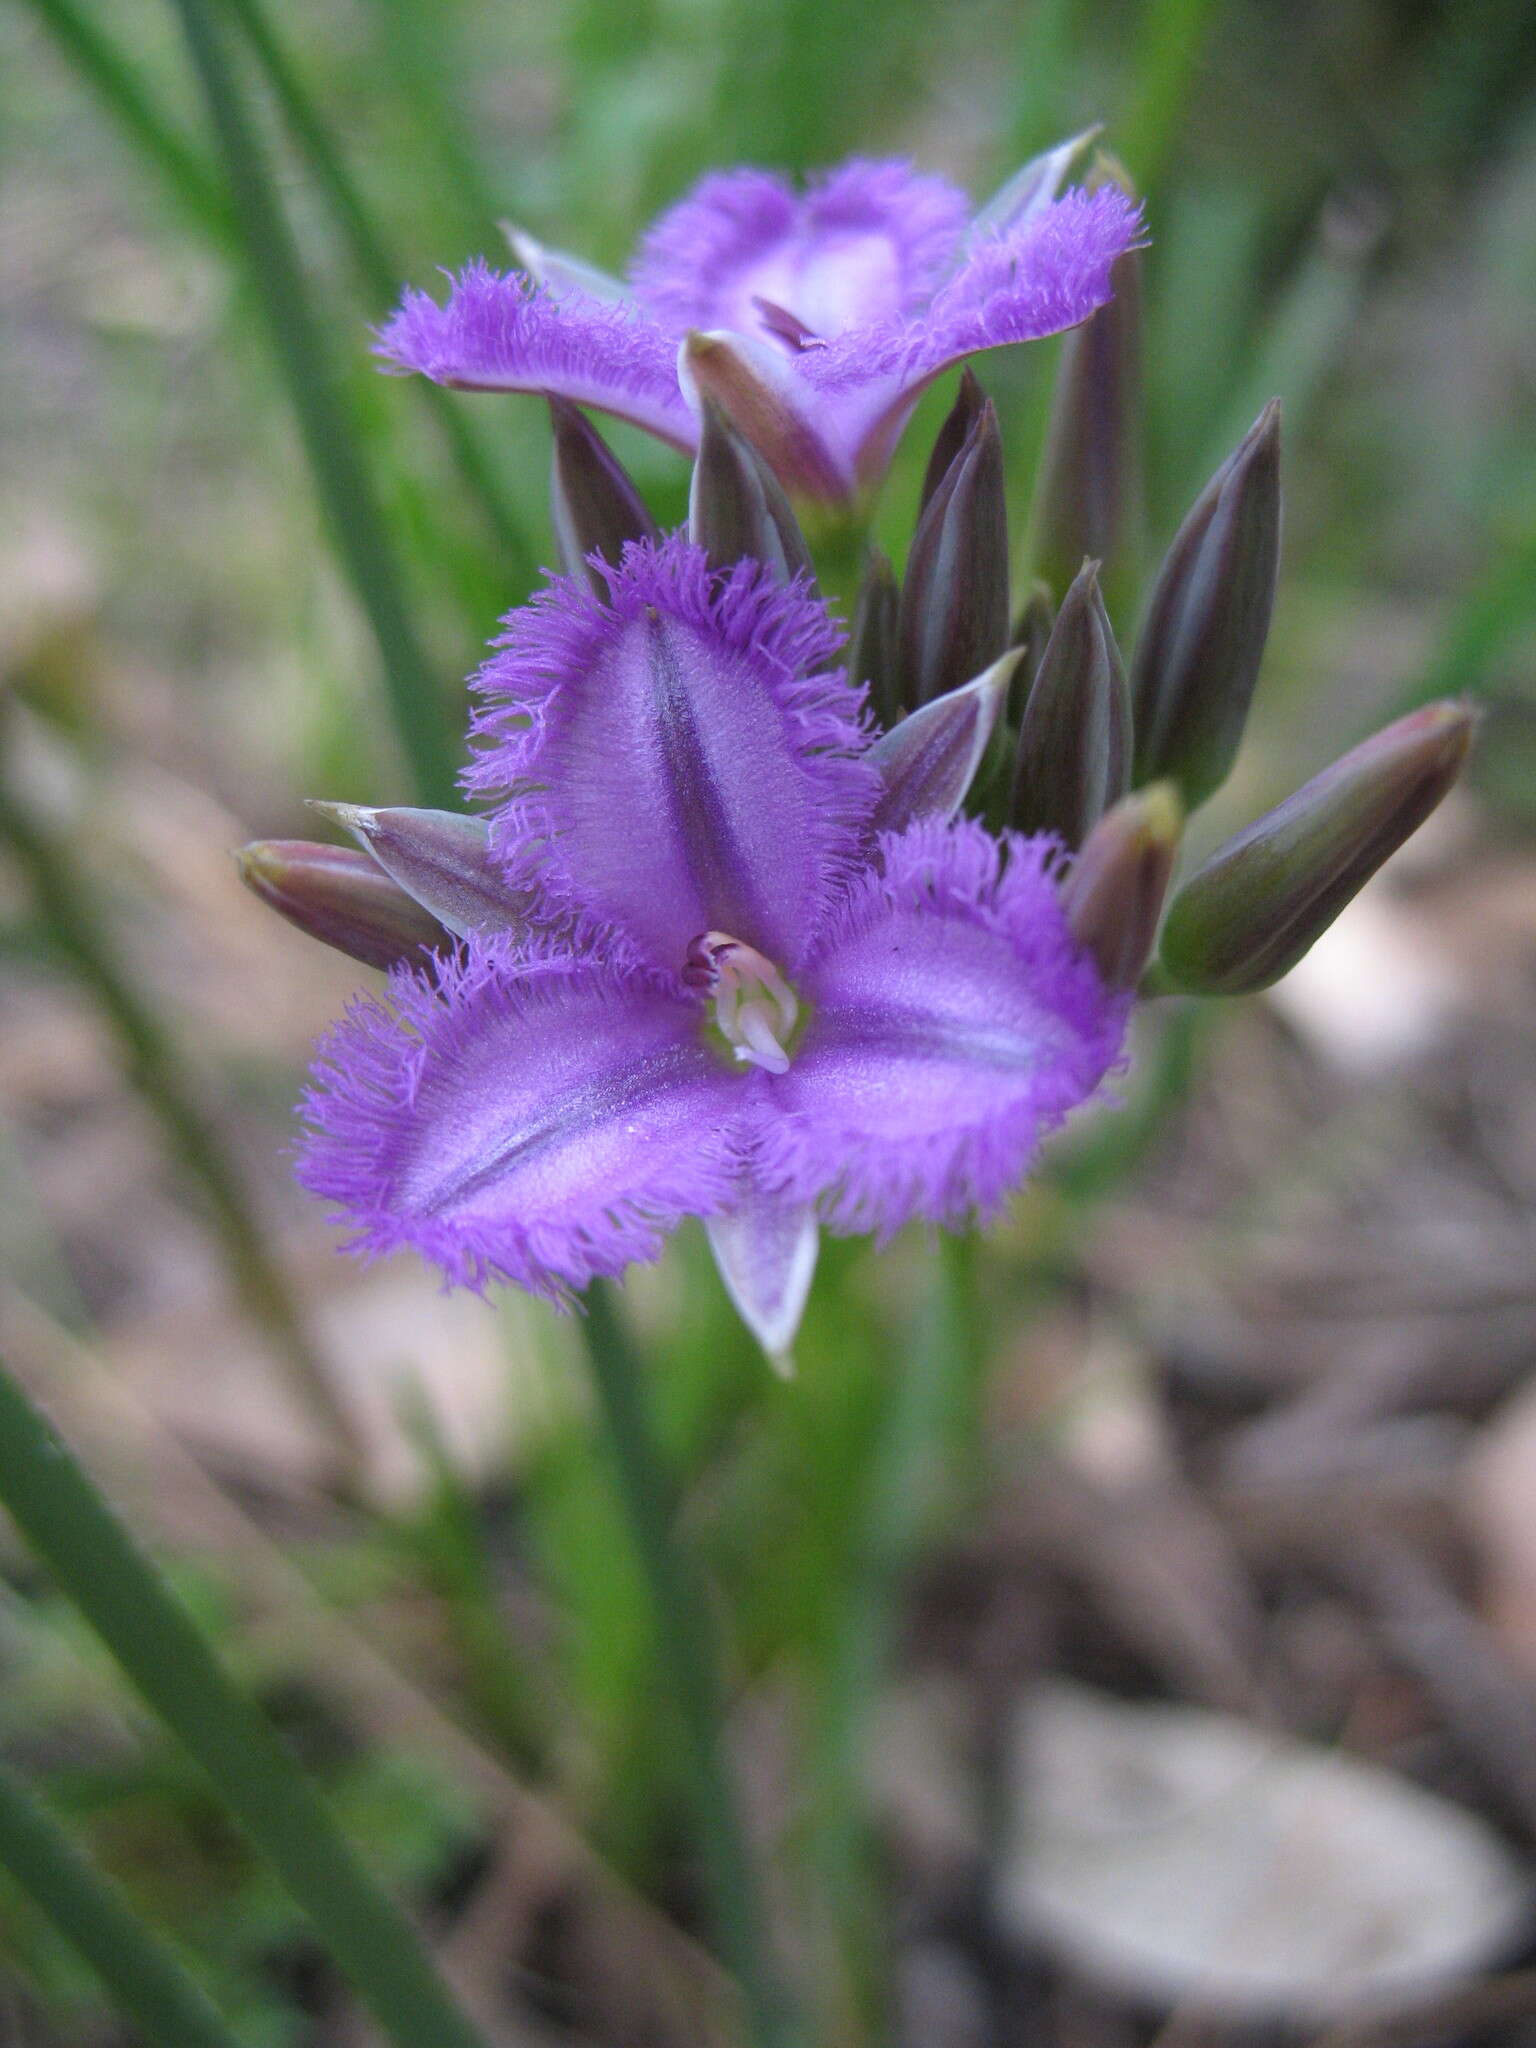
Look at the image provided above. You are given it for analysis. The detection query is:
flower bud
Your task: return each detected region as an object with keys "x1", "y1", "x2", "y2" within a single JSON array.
[
  {"x1": 236, "y1": 840, "x2": 449, "y2": 970},
  {"x1": 549, "y1": 398, "x2": 657, "y2": 594},
  {"x1": 1061, "y1": 783, "x2": 1182, "y2": 989},
  {"x1": 1156, "y1": 700, "x2": 1476, "y2": 995},
  {"x1": 1029, "y1": 191, "x2": 1143, "y2": 611},
  {"x1": 918, "y1": 367, "x2": 987, "y2": 516},
  {"x1": 680, "y1": 330, "x2": 843, "y2": 500},
  {"x1": 688, "y1": 398, "x2": 814, "y2": 585},
  {"x1": 1011, "y1": 560, "x2": 1131, "y2": 849},
  {"x1": 850, "y1": 549, "x2": 901, "y2": 729},
  {"x1": 307, "y1": 804, "x2": 526, "y2": 939},
  {"x1": 1009, "y1": 580, "x2": 1055, "y2": 721},
  {"x1": 867, "y1": 650, "x2": 1019, "y2": 835},
  {"x1": 897, "y1": 386, "x2": 1009, "y2": 710},
  {"x1": 1130, "y1": 401, "x2": 1281, "y2": 809}
]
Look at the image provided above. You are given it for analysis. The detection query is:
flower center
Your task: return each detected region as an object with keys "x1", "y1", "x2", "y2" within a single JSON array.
[{"x1": 683, "y1": 931, "x2": 800, "y2": 1075}]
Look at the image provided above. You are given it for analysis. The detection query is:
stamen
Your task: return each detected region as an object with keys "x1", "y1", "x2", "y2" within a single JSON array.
[
  {"x1": 684, "y1": 931, "x2": 800, "y2": 1074},
  {"x1": 750, "y1": 296, "x2": 827, "y2": 353}
]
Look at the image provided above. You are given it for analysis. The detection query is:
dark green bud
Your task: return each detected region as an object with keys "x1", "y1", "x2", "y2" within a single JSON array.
[
  {"x1": 549, "y1": 398, "x2": 657, "y2": 594},
  {"x1": 1029, "y1": 224, "x2": 1143, "y2": 614},
  {"x1": 1156, "y1": 700, "x2": 1476, "y2": 995},
  {"x1": 308, "y1": 804, "x2": 526, "y2": 940},
  {"x1": 1061, "y1": 783, "x2": 1182, "y2": 990},
  {"x1": 1130, "y1": 401, "x2": 1281, "y2": 809},
  {"x1": 1011, "y1": 560, "x2": 1131, "y2": 849},
  {"x1": 918, "y1": 368, "x2": 987, "y2": 516},
  {"x1": 236, "y1": 839, "x2": 448, "y2": 970},
  {"x1": 688, "y1": 398, "x2": 814, "y2": 584},
  {"x1": 867, "y1": 651, "x2": 1019, "y2": 835},
  {"x1": 1009, "y1": 580, "x2": 1056, "y2": 722},
  {"x1": 897, "y1": 386, "x2": 1009, "y2": 710},
  {"x1": 849, "y1": 548, "x2": 902, "y2": 730}
]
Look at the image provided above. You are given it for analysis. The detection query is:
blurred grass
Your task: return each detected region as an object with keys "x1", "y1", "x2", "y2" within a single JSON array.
[{"x1": 3, "y1": 0, "x2": 1535, "y2": 2040}]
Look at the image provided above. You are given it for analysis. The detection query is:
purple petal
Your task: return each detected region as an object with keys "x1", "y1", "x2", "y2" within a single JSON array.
[
  {"x1": 375, "y1": 260, "x2": 695, "y2": 449},
  {"x1": 298, "y1": 935, "x2": 746, "y2": 1301},
  {"x1": 752, "y1": 819, "x2": 1128, "y2": 1237},
  {"x1": 705, "y1": 1186, "x2": 819, "y2": 1369},
  {"x1": 632, "y1": 159, "x2": 969, "y2": 346},
  {"x1": 796, "y1": 185, "x2": 1146, "y2": 484},
  {"x1": 465, "y1": 535, "x2": 877, "y2": 976}
]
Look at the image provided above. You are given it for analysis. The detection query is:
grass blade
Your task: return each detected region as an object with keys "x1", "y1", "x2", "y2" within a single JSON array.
[
  {"x1": 170, "y1": 0, "x2": 461, "y2": 807},
  {"x1": 0, "y1": 1359, "x2": 495, "y2": 2048},
  {"x1": 0, "y1": 754, "x2": 359, "y2": 1475},
  {"x1": 220, "y1": 0, "x2": 537, "y2": 578},
  {"x1": 580, "y1": 1284, "x2": 798, "y2": 2048},
  {"x1": 0, "y1": 1754, "x2": 244, "y2": 2048},
  {"x1": 22, "y1": 0, "x2": 230, "y2": 239}
]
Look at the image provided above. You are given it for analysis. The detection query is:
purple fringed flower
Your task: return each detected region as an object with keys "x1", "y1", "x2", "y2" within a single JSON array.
[
  {"x1": 376, "y1": 142, "x2": 1144, "y2": 502},
  {"x1": 299, "y1": 537, "x2": 1127, "y2": 1361}
]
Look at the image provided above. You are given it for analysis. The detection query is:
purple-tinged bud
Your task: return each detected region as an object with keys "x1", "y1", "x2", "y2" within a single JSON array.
[
  {"x1": 688, "y1": 398, "x2": 814, "y2": 585},
  {"x1": 850, "y1": 548, "x2": 901, "y2": 730},
  {"x1": 919, "y1": 368, "x2": 987, "y2": 517},
  {"x1": 549, "y1": 398, "x2": 657, "y2": 595},
  {"x1": 1061, "y1": 782, "x2": 1182, "y2": 990},
  {"x1": 868, "y1": 650, "x2": 1020, "y2": 835},
  {"x1": 1011, "y1": 560, "x2": 1131, "y2": 849},
  {"x1": 1156, "y1": 700, "x2": 1476, "y2": 996},
  {"x1": 236, "y1": 840, "x2": 449, "y2": 970},
  {"x1": 680, "y1": 330, "x2": 844, "y2": 500},
  {"x1": 1130, "y1": 401, "x2": 1281, "y2": 809},
  {"x1": 897, "y1": 387, "x2": 1009, "y2": 710},
  {"x1": 1009, "y1": 580, "x2": 1055, "y2": 722},
  {"x1": 967, "y1": 127, "x2": 1100, "y2": 244},
  {"x1": 308, "y1": 804, "x2": 526, "y2": 940},
  {"x1": 1029, "y1": 173, "x2": 1143, "y2": 612}
]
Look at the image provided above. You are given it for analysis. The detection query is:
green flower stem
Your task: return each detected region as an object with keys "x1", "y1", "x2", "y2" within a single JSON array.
[
  {"x1": 170, "y1": 0, "x2": 461, "y2": 808},
  {"x1": 0, "y1": 766, "x2": 359, "y2": 1474},
  {"x1": 810, "y1": 1235, "x2": 971, "y2": 2008},
  {"x1": 0, "y1": 1359, "x2": 494, "y2": 2048},
  {"x1": 579, "y1": 1285, "x2": 796, "y2": 2048},
  {"x1": 219, "y1": 0, "x2": 537, "y2": 579},
  {"x1": 0, "y1": 1752, "x2": 242, "y2": 2048},
  {"x1": 22, "y1": 0, "x2": 231, "y2": 239}
]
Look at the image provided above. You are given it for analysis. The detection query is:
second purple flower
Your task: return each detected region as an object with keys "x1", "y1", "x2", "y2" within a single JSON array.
[{"x1": 376, "y1": 141, "x2": 1142, "y2": 501}]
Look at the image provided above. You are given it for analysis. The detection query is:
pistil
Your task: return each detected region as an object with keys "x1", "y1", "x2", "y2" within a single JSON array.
[{"x1": 684, "y1": 931, "x2": 800, "y2": 1074}]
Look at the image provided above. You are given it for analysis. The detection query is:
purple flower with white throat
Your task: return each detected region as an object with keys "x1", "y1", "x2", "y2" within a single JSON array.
[
  {"x1": 376, "y1": 137, "x2": 1143, "y2": 502},
  {"x1": 298, "y1": 537, "x2": 1127, "y2": 1363}
]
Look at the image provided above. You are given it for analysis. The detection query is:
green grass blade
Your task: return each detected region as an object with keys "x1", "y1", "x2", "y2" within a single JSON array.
[
  {"x1": 0, "y1": 1360, "x2": 495, "y2": 2048},
  {"x1": 170, "y1": 0, "x2": 461, "y2": 806},
  {"x1": 1119, "y1": 0, "x2": 1226, "y2": 187},
  {"x1": 579, "y1": 1285, "x2": 798, "y2": 2048},
  {"x1": 808, "y1": 1236, "x2": 971, "y2": 2007},
  {"x1": 0, "y1": 1755, "x2": 244, "y2": 2048},
  {"x1": 22, "y1": 0, "x2": 230, "y2": 239},
  {"x1": 0, "y1": 759, "x2": 358, "y2": 1474},
  {"x1": 220, "y1": 0, "x2": 537, "y2": 578}
]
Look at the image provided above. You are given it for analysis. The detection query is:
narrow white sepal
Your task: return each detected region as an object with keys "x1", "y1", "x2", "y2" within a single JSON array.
[
  {"x1": 500, "y1": 222, "x2": 633, "y2": 304},
  {"x1": 867, "y1": 649, "x2": 1020, "y2": 832},
  {"x1": 967, "y1": 128, "x2": 1102, "y2": 247},
  {"x1": 706, "y1": 1195, "x2": 820, "y2": 1374}
]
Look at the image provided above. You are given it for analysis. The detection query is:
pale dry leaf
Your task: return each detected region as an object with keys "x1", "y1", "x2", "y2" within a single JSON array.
[{"x1": 997, "y1": 1680, "x2": 1529, "y2": 2021}]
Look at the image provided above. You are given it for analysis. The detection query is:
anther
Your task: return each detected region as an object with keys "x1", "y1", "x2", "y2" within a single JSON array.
[{"x1": 684, "y1": 931, "x2": 799, "y2": 1075}]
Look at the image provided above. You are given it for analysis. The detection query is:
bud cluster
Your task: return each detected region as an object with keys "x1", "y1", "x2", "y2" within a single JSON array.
[{"x1": 241, "y1": 178, "x2": 1475, "y2": 1018}]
